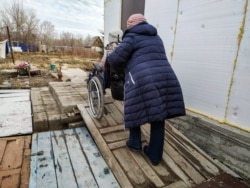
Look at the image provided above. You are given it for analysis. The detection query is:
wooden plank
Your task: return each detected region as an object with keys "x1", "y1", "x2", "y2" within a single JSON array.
[
  {"x1": 0, "y1": 168, "x2": 21, "y2": 176},
  {"x1": 63, "y1": 128, "x2": 98, "y2": 188},
  {"x1": 162, "y1": 152, "x2": 192, "y2": 187},
  {"x1": 108, "y1": 137, "x2": 146, "y2": 151},
  {"x1": 92, "y1": 115, "x2": 108, "y2": 128},
  {"x1": 0, "y1": 140, "x2": 7, "y2": 162},
  {"x1": 75, "y1": 127, "x2": 120, "y2": 188},
  {"x1": 165, "y1": 128, "x2": 217, "y2": 179},
  {"x1": 30, "y1": 89, "x2": 43, "y2": 105},
  {"x1": 103, "y1": 130, "x2": 129, "y2": 143},
  {"x1": 0, "y1": 93, "x2": 29, "y2": 102},
  {"x1": 24, "y1": 135, "x2": 31, "y2": 149},
  {"x1": 104, "y1": 103, "x2": 124, "y2": 124},
  {"x1": 0, "y1": 112, "x2": 32, "y2": 137},
  {"x1": 36, "y1": 132, "x2": 57, "y2": 188},
  {"x1": 29, "y1": 134, "x2": 38, "y2": 188},
  {"x1": 142, "y1": 123, "x2": 206, "y2": 184},
  {"x1": 141, "y1": 125, "x2": 193, "y2": 187},
  {"x1": 0, "y1": 169, "x2": 20, "y2": 188},
  {"x1": 165, "y1": 122, "x2": 220, "y2": 175},
  {"x1": 166, "y1": 180, "x2": 188, "y2": 188},
  {"x1": 21, "y1": 148, "x2": 31, "y2": 188},
  {"x1": 51, "y1": 130, "x2": 78, "y2": 188},
  {"x1": 77, "y1": 104, "x2": 133, "y2": 188},
  {"x1": 129, "y1": 150, "x2": 165, "y2": 187},
  {"x1": 104, "y1": 95, "x2": 114, "y2": 104},
  {"x1": 0, "y1": 96, "x2": 29, "y2": 103},
  {"x1": 113, "y1": 100, "x2": 124, "y2": 114},
  {"x1": 113, "y1": 148, "x2": 146, "y2": 185},
  {"x1": 99, "y1": 125, "x2": 124, "y2": 134},
  {"x1": 0, "y1": 92, "x2": 29, "y2": 97},
  {"x1": 0, "y1": 101, "x2": 31, "y2": 116},
  {"x1": 0, "y1": 90, "x2": 30, "y2": 103},
  {"x1": 108, "y1": 140, "x2": 125, "y2": 150},
  {"x1": 0, "y1": 95, "x2": 32, "y2": 137},
  {"x1": 0, "y1": 89, "x2": 30, "y2": 94},
  {"x1": 194, "y1": 172, "x2": 250, "y2": 188},
  {"x1": 0, "y1": 136, "x2": 30, "y2": 188},
  {"x1": 0, "y1": 90, "x2": 29, "y2": 95},
  {"x1": 21, "y1": 135, "x2": 31, "y2": 188},
  {"x1": 102, "y1": 112, "x2": 119, "y2": 127},
  {"x1": 136, "y1": 146, "x2": 173, "y2": 179},
  {"x1": 0, "y1": 138, "x2": 24, "y2": 170},
  {"x1": 165, "y1": 136, "x2": 206, "y2": 184}
]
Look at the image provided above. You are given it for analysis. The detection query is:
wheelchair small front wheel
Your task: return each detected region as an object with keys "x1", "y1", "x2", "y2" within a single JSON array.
[{"x1": 87, "y1": 76, "x2": 104, "y2": 119}]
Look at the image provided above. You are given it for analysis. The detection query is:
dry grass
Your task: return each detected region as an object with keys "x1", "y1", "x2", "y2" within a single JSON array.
[{"x1": 0, "y1": 51, "x2": 100, "y2": 71}]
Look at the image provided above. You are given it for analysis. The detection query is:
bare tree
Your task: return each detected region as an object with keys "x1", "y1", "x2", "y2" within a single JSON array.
[
  {"x1": 0, "y1": 1, "x2": 98, "y2": 54},
  {"x1": 84, "y1": 34, "x2": 92, "y2": 47},
  {"x1": 74, "y1": 34, "x2": 85, "y2": 47},
  {"x1": 0, "y1": 0, "x2": 39, "y2": 51},
  {"x1": 39, "y1": 20, "x2": 56, "y2": 51},
  {"x1": 22, "y1": 10, "x2": 39, "y2": 51},
  {"x1": 60, "y1": 32, "x2": 75, "y2": 49}
]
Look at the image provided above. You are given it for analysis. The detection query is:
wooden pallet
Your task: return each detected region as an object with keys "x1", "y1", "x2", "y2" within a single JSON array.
[
  {"x1": 78, "y1": 97, "x2": 223, "y2": 188},
  {"x1": 29, "y1": 127, "x2": 119, "y2": 188},
  {"x1": 0, "y1": 135, "x2": 31, "y2": 188}
]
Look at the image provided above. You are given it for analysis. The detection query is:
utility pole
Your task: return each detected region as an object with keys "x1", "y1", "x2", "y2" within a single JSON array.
[{"x1": 6, "y1": 26, "x2": 15, "y2": 64}]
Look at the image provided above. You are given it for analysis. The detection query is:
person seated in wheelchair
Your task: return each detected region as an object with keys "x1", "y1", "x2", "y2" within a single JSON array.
[
  {"x1": 88, "y1": 29, "x2": 123, "y2": 80},
  {"x1": 88, "y1": 30, "x2": 125, "y2": 100},
  {"x1": 99, "y1": 30, "x2": 123, "y2": 71}
]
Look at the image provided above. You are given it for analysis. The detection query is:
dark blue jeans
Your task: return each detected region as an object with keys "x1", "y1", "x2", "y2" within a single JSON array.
[{"x1": 128, "y1": 121, "x2": 165, "y2": 162}]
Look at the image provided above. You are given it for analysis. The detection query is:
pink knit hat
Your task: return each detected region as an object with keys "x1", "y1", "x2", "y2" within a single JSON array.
[{"x1": 127, "y1": 13, "x2": 147, "y2": 28}]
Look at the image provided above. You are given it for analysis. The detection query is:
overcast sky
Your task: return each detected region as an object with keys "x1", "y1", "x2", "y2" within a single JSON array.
[{"x1": 1, "y1": 0, "x2": 104, "y2": 38}]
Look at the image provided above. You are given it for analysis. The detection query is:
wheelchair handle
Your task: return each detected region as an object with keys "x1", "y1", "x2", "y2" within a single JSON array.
[{"x1": 93, "y1": 62, "x2": 103, "y2": 72}]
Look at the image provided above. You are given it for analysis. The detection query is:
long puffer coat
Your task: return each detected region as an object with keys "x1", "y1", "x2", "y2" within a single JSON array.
[{"x1": 107, "y1": 22, "x2": 186, "y2": 128}]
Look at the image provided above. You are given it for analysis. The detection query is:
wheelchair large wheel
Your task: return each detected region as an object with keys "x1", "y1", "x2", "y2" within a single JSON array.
[{"x1": 87, "y1": 76, "x2": 104, "y2": 119}]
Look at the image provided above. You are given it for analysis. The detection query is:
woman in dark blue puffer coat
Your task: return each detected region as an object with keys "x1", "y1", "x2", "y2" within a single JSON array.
[{"x1": 107, "y1": 14, "x2": 185, "y2": 165}]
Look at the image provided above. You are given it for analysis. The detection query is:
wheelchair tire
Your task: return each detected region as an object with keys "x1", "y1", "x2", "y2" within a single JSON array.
[{"x1": 87, "y1": 75, "x2": 104, "y2": 119}]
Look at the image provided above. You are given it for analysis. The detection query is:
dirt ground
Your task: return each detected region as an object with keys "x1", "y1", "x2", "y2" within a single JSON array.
[
  {"x1": 0, "y1": 53, "x2": 97, "y2": 89},
  {"x1": 0, "y1": 69, "x2": 59, "y2": 89}
]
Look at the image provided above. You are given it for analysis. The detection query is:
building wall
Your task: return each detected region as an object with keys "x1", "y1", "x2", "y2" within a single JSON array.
[
  {"x1": 104, "y1": 0, "x2": 122, "y2": 46},
  {"x1": 145, "y1": 0, "x2": 250, "y2": 181},
  {"x1": 145, "y1": 0, "x2": 250, "y2": 132},
  {"x1": 104, "y1": 0, "x2": 250, "y2": 131}
]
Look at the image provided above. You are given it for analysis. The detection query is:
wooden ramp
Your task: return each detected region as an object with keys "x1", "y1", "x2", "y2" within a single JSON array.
[
  {"x1": 29, "y1": 127, "x2": 120, "y2": 188},
  {"x1": 77, "y1": 97, "x2": 224, "y2": 188},
  {"x1": 0, "y1": 90, "x2": 32, "y2": 137}
]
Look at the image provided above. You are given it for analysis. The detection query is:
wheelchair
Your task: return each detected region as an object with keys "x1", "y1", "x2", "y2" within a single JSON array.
[{"x1": 87, "y1": 61, "x2": 124, "y2": 119}]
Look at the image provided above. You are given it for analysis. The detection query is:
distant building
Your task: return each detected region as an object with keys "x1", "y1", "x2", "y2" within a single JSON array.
[
  {"x1": 85, "y1": 36, "x2": 103, "y2": 52},
  {"x1": 11, "y1": 41, "x2": 37, "y2": 52},
  {"x1": 39, "y1": 44, "x2": 47, "y2": 53}
]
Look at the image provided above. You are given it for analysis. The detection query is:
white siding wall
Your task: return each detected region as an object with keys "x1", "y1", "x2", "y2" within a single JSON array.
[
  {"x1": 145, "y1": 0, "x2": 250, "y2": 131},
  {"x1": 104, "y1": 0, "x2": 122, "y2": 46},
  {"x1": 227, "y1": 0, "x2": 250, "y2": 128},
  {"x1": 104, "y1": 0, "x2": 250, "y2": 131},
  {"x1": 144, "y1": 1, "x2": 178, "y2": 60}
]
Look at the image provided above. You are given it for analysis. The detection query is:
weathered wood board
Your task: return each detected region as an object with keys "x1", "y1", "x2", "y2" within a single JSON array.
[
  {"x1": 77, "y1": 97, "x2": 224, "y2": 188},
  {"x1": 29, "y1": 127, "x2": 120, "y2": 188},
  {"x1": 0, "y1": 90, "x2": 32, "y2": 137},
  {"x1": 0, "y1": 135, "x2": 31, "y2": 188}
]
